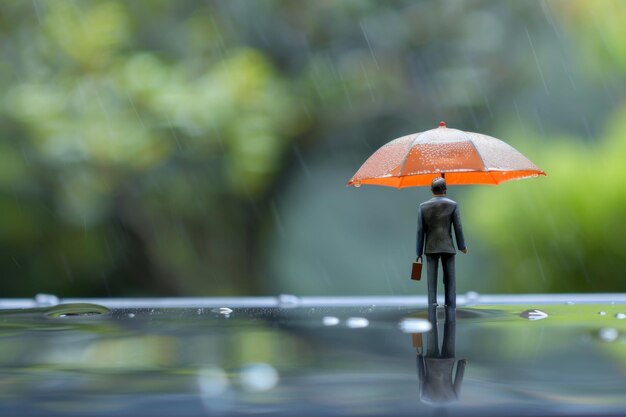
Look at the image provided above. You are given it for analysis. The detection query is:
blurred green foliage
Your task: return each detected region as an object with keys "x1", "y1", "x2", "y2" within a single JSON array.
[
  {"x1": 1, "y1": 1, "x2": 305, "y2": 295},
  {"x1": 0, "y1": 0, "x2": 624, "y2": 296},
  {"x1": 465, "y1": 1, "x2": 626, "y2": 293},
  {"x1": 467, "y1": 111, "x2": 626, "y2": 292}
]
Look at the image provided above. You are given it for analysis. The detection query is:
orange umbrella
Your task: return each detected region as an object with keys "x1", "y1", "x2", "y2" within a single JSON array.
[{"x1": 347, "y1": 122, "x2": 546, "y2": 188}]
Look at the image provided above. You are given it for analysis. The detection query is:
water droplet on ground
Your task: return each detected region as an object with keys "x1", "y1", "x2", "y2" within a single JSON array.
[
  {"x1": 346, "y1": 317, "x2": 369, "y2": 328},
  {"x1": 197, "y1": 367, "x2": 229, "y2": 397},
  {"x1": 615, "y1": 313, "x2": 626, "y2": 320},
  {"x1": 398, "y1": 318, "x2": 432, "y2": 333},
  {"x1": 598, "y1": 328, "x2": 619, "y2": 342},
  {"x1": 278, "y1": 294, "x2": 301, "y2": 308},
  {"x1": 35, "y1": 294, "x2": 60, "y2": 307},
  {"x1": 322, "y1": 316, "x2": 340, "y2": 326},
  {"x1": 239, "y1": 363, "x2": 279, "y2": 392},
  {"x1": 465, "y1": 291, "x2": 480, "y2": 302},
  {"x1": 520, "y1": 309, "x2": 549, "y2": 320},
  {"x1": 211, "y1": 307, "x2": 233, "y2": 318}
]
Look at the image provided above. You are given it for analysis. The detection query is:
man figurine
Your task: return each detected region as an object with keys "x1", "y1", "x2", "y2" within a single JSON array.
[{"x1": 416, "y1": 177, "x2": 467, "y2": 308}]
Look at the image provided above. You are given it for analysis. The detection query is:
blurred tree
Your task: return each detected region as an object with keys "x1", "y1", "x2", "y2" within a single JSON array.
[
  {"x1": 0, "y1": 1, "x2": 304, "y2": 296},
  {"x1": 0, "y1": 0, "x2": 623, "y2": 297},
  {"x1": 0, "y1": 0, "x2": 534, "y2": 296},
  {"x1": 465, "y1": 0, "x2": 626, "y2": 292}
]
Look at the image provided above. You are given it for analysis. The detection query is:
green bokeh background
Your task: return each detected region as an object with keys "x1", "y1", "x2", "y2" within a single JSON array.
[{"x1": 0, "y1": 0, "x2": 624, "y2": 297}]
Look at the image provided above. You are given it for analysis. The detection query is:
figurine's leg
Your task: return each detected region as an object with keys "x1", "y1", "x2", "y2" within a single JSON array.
[
  {"x1": 427, "y1": 304, "x2": 437, "y2": 323},
  {"x1": 441, "y1": 316, "x2": 456, "y2": 358},
  {"x1": 442, "y1": 254, "x2": 456, "y2": 308},
  {"x1": 426, "y1": 254, "x2": 439, "y2": 306},
  {"x1": 426, "y1": 305, "x2": 440, "y2": 357},
  {"x1": 445, "y1": 305, "x2": 456, "y2": 321}
]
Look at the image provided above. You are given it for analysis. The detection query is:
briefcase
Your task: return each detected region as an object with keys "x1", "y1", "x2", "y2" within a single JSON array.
[{"x1": 411, "y1": 256, "x2": 423, "y2": 281}]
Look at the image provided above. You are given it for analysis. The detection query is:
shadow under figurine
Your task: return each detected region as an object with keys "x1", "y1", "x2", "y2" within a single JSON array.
[
  {"x1": 416, "y1": 177, "x2": 467, "y2": 308},
  {"x1": 415, "y1": 305, "x2": 467, "y2": 406}
]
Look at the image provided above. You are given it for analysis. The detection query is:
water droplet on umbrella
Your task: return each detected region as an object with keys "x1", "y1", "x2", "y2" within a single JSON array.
[{"x1": 354, "y1": 181, "x2": 361, "y2": 188}]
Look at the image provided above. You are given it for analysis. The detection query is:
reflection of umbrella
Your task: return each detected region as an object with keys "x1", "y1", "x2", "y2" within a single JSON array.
[{"x1": 347, "y1": 122, "x2": 546, "y2": 188}]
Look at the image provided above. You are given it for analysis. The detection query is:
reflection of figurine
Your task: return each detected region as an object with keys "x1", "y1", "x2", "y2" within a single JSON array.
[
  {"x1": 416, "y1": 177, "x2": 467, "y2": 308},
  {"x1": 415, "y1": 306, "x2": 466, "y2": 406}
]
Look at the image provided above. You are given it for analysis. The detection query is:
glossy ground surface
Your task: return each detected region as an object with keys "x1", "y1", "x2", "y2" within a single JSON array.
[{"x1": 0, "y1": 294, "x2": 625, "y2": 416}]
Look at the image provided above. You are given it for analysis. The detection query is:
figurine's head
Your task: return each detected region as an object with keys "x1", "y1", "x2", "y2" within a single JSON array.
[{"x1": 431, "y1": 177, "x2": 447, "y2": 195}]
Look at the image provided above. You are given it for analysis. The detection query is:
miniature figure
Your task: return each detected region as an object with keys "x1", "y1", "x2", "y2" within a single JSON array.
[
  {"x1": 347, "y1": 122, "x2": 544, "y2": 305},
  {"x1": 416, "y1": 177, "x2": 467, "y2": 308}
]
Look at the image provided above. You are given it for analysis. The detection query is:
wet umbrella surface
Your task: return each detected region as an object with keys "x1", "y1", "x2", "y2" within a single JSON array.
[
  {"x1": 348, "y1": 122, "x2": 546, "y2": 188},
  {"x1": 1, "y1": 295, "x2": 625, "y2": 416}
]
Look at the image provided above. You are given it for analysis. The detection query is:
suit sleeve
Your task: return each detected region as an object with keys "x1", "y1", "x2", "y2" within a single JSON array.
[
  {"x1": 452, "y1": 205, "x2": 466, "y2": 251},
  {"x1": 416, "y1": 206, "x2": 425, "y2": 257}
]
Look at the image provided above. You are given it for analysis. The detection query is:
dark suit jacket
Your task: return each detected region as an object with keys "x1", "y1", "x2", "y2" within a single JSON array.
[{"x1": 417, "y1": 196, "x2": 466, "y2": 256}]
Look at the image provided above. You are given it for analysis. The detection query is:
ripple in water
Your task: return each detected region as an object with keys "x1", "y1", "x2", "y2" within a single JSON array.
[
  {"x1": 45, "y1": 303, "x2": 110, "y2": 318},
  {"x1": 519, "y1": 309, "x2": 549, "y2": 321},
  {"x1": 211, "y1": 307, "x2": 233, "y2": 318}
]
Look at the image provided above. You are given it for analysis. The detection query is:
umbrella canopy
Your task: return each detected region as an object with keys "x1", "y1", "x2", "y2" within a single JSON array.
[{"x1": 347, "y1": 122, "x2": 546, "y2": 188}]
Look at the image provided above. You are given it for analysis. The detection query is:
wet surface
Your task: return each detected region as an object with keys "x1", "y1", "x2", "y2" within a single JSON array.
[{"x1": 0, "y1": 296, "x2": 625, "y2": 416}]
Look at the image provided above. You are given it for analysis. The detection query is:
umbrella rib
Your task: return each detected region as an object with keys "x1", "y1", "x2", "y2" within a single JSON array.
[
  {"x1": 467, "y1": 135, "x2": 489, "y2": 172},
  {"x1": 488, "y1": 170, "x2": 498, "y2": 185},
  {"x1": 397, "y1": 131, "x2": 425, "y2": 177}
]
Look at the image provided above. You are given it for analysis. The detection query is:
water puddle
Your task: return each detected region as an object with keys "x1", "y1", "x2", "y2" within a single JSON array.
[{"x1": 0, "y1": 300, "x2": 623, "y2": 415}]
